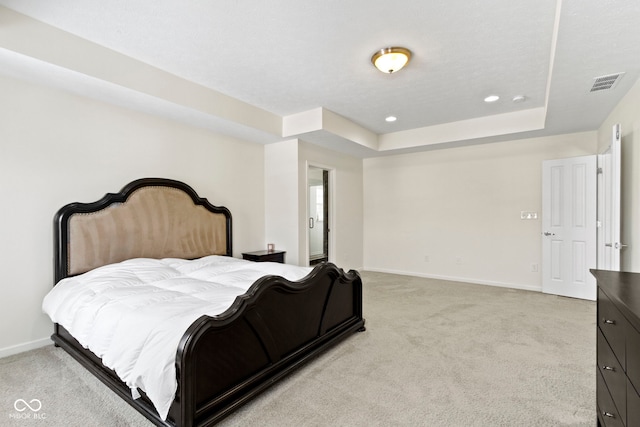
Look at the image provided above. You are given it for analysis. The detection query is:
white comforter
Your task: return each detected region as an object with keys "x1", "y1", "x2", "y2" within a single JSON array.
[{"x1": 42, "y1": 255, "x2": 312, "y2": 420}]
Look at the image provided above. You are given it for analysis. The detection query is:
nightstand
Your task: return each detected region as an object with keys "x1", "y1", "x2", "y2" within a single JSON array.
[{"x1": 242, "y1": 250, "x2": 286, "y2": 263}]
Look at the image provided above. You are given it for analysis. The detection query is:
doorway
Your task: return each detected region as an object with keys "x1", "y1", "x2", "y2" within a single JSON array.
[{"x1": 308, "y1": 166, "x2": 329, "y2": 266}]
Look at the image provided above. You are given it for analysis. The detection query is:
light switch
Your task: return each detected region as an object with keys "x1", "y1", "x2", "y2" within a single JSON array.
[{"x1": 520, "y1": 211, "x2": 538, "y2": 220}]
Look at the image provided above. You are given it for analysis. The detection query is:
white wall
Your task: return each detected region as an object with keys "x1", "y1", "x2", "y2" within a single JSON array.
[
  {"x1": 0, "y1": 75, "x2": 265, "y2": 357},
  {"x1": 265, "y1": 140, "x2": 300, "y2": 264},
  {"x1": 597, "y1": 77, "x2": 640, "y2": 272},
  {"x1": 299, "y1": 141, "x2": 363, "y2": 271},
  {"x1": 363, "y1": 132, "x2": 597, "y2": 291},
  {"x1": 264, "y1": 139, "x2": 364, "y2": 270}
]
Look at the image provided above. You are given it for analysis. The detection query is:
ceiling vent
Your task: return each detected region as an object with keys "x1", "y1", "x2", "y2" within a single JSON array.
[{"x1": 590, "y1": 73, "x2": 625, "y2": 92}]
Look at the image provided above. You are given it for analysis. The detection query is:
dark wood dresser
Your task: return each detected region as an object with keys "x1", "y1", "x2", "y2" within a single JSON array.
[{"x1": 591, "y1": 270, "x2": 640, "y2": 427}]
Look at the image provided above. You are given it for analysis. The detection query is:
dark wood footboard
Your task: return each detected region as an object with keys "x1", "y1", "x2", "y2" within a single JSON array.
[
  {"x1": 176, "y1": 262, "x2": 364, "y2": 427},
  {"x1": 52, "y1": 262, "x2": 364, "y2": 427}
]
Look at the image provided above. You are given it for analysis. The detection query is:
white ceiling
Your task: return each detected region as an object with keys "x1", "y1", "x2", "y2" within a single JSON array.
[{"x1": 1, "y1": 0, "x2": 639, "y2": 157}]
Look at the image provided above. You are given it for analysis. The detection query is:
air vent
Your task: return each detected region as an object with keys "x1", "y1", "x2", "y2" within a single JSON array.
[{"x1": 590, "y1": 73, "x2": 625, "y2": 92}]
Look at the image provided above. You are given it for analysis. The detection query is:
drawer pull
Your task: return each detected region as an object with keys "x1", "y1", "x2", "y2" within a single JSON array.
[
  {"x1": 603, "y1": 411, "x2": 616, "y2": 418},
  {"x1": 603, "y1": 319, "x2": 616, "y2": 325},
  {"x1": 601, "y1": 365, "x2": 616, "y2": 371}
]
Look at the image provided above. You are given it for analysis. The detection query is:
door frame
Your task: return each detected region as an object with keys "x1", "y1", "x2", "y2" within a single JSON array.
[
  {"x1": 305, "y1": 162, "x2": 335, "y2": 267},
  {"x1": 597, "y1": 124, "x2": 622, "y2": 271}
]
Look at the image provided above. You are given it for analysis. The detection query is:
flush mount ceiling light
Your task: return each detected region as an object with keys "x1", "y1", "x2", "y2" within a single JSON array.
[
  {"x1": 484, "y1": 95, "x2": 500, "y2": 103},
  {"x1": 371, "y1": 47, "x2": 412, "y2": 74},
  {"x1": 385, "y1": 116, "x2": 397, "y2": 122}
]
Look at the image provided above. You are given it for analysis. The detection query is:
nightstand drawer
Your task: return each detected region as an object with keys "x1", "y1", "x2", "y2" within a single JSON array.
[
  {"x1": 242, "y1": 250, "x2": 286, "y2": 263},
  {"x1": 599, "y1": 288, "x2": 627, "y2": 367}
]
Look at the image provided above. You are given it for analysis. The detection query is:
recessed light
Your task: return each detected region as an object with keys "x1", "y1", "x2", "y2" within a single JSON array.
[
  {"x1": 484, "y1": 95, "x2": 500, "y2": 103},
  {"x1": 512, "y1": 95, "x2": 526, "y2": 103},
  {"x1": 385, "y1": 116, "x2": 397, "y2": 122}
]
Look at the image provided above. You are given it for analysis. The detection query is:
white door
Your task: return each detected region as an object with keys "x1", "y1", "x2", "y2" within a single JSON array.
[
  {"x1": 542, "y1": 155, "x2": 597, "y2": 300},
  {"x1": 597, "y1": 124, "x2": 623, "y2": 270}
]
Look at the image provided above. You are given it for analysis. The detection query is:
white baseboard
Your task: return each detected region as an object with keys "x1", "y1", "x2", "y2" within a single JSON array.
[
  {"x1": 0, "y1": 337, "x2": 51, "y2": 359},
  {"x1": 363, "y1": 267, "x2": 542, "y2": 293}
]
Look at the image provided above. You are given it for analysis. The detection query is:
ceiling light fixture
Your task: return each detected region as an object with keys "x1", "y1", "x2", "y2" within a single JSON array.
[
  {"x1": 484, "y1": 95, "x2": 500, "y2": 103},
  {"x1": 371, "y1": 47, "x2": 412, "y2": 74},
  {"x1": 385, "y1": 116, "x2": 397, "y2": 122}
]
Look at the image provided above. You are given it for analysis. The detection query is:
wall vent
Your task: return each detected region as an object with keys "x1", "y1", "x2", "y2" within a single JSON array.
[{"x1": 590, "y1": 73, "x2": 625, "y2": 92}]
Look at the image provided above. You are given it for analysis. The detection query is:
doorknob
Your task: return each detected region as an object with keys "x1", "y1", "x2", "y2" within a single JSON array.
[
  {"x1": 606, "y1": 242, "x2": 628, "y2": 249},
  {"x1": 543, "y1": 231, "x2": 555, "y2": 236}
]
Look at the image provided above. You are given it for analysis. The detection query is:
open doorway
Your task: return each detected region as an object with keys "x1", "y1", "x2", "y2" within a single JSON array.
[{"x1": 308, "y1": 166, "x2": 329, "y2": 265}]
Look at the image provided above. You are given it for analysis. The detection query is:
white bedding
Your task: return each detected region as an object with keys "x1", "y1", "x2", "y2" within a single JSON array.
[{"x1": 42, "y1": 255, "x2": 312, "y2": 421}]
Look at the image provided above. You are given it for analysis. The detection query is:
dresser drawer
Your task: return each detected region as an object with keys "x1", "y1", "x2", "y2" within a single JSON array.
[
  {"x1": 627, "y1": 321, "x2": 640, "y2": 393},
  {"x1": 597, "y1": 368, "x2": 625, "y2": 427},
  {"x1": 599, "y1": 288, "x2": 627, "y2": 367},
  {"x1": 628, "y1": 378, "x2": 640, "y2": 427},
  {"x1": 598, "y1": 328, "x2": 626, "y2": 419}
]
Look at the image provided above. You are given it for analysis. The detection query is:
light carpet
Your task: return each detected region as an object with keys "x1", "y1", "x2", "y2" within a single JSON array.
[{"x1": 1, "y1": 271, "x2": 596, "y2": 426}]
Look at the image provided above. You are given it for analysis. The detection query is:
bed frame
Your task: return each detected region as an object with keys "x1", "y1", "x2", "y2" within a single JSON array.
[{"x1": 51, "y1": 178, "x2": 365, "y2": 427}]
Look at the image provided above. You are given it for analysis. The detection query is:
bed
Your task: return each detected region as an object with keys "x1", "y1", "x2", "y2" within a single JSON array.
[{"x1": 45, "y1": 177, "x2": 365, "y2": 427}]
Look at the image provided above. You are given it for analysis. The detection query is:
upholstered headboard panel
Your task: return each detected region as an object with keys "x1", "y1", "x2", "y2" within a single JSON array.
[{"x1": 54, "y1": 178, "x2": 232, "y2": 282}]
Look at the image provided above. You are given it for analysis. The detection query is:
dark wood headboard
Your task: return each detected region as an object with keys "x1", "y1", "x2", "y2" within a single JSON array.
[{"x1": 54, "y1": 178, "x2": 232, "y2": 283}]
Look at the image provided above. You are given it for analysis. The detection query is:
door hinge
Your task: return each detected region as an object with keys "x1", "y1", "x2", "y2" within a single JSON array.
[{"x1": 597, "y1": 167, "x2": 603, "y2": 174}]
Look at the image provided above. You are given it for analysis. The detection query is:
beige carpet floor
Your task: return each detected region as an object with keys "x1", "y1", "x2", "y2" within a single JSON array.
[{"x1": 0, "y1": 271, "x2": 596, "y2": 426}]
